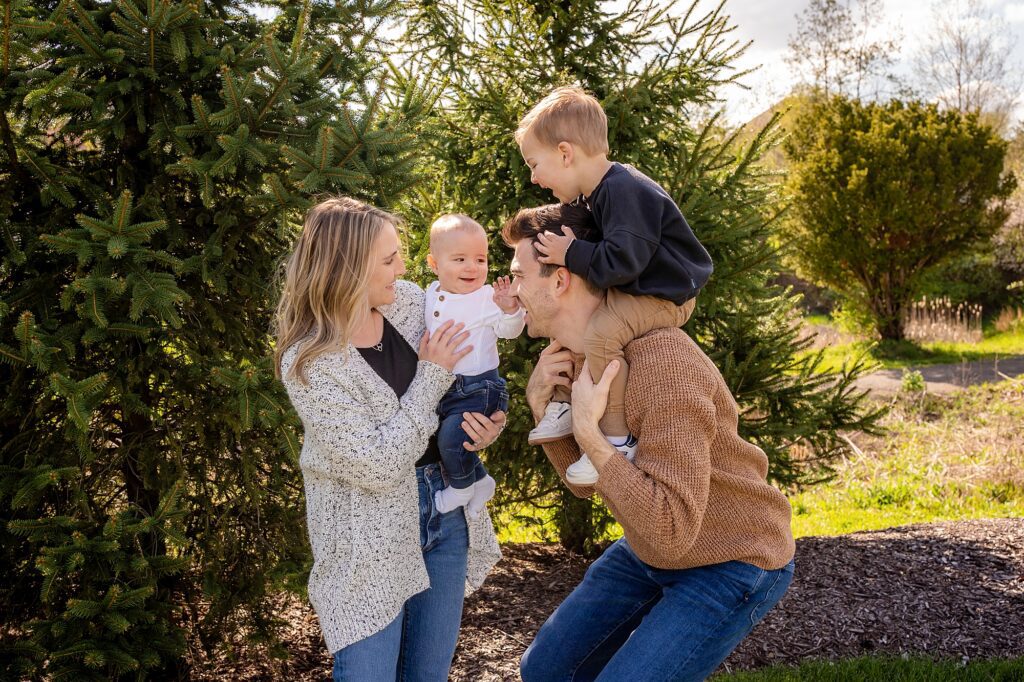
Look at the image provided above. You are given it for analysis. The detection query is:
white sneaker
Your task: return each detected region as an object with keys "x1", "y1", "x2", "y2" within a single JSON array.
[
  {"x1": 565, "y1": 453, "x2": 599, "y2": 485},
  {"x1": 528, "y1": 402, "x2": 573, "y2": 444},
  {"x1": 565, "y1": 435, "x2": 638, "y2": 486}
]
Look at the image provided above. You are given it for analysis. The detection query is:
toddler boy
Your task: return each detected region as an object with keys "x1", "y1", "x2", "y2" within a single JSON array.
[{"x1": 515, "y1": 86, "x2": 713, "y2": 484}]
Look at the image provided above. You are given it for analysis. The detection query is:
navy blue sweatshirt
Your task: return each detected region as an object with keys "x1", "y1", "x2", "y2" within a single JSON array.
[{"x1": 564, "y1": 163, "x2": 713, "y2": 305}]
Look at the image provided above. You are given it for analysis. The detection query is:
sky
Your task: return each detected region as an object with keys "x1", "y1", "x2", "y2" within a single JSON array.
[{"x1": 718, "y1": 0, "x2": 1024, "y2": 128}]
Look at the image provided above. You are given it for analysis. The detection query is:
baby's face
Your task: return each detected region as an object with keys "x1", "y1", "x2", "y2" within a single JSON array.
[{"x1": 431, "y1": 229, "x2": 489, "y2": 295}]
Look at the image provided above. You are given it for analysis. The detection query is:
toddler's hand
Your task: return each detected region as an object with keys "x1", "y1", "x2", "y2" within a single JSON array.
[
  {"x1": 492, "y1": 275, "x2": 520, "y2": 314},
  {"x1": 535, "y1": 227, "x2": 575, "y2": 266}
]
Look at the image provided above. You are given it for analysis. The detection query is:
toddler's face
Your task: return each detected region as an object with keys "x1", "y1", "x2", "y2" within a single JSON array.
[
  {"x1": 519, "y1": 132, "x2": 576, "y2": 203},
  {"x1": 430, "y1": 229, "x2": 489, "y2": 295}
]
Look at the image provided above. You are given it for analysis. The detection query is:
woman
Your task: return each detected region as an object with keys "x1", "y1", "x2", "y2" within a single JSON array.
[{"x1": 274, "y1": 197, "x2": 504, "y2": 681}]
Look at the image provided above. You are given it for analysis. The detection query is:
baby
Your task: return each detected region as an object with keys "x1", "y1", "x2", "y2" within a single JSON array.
[{"x1": 426, "y1": 214, "x2": 525, "y2": 516}]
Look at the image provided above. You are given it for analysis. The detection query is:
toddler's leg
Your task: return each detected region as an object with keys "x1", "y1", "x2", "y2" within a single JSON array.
[
  {"x1": 583, "y1": 300, "x2": 632, "y2": 439},
  {"x1": 589, "y1": 292, "x2": 699, "y2": 436}
]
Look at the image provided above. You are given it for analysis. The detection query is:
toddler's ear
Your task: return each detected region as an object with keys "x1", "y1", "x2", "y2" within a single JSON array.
[{"x1": 557, "y1": 141, "x2": 574, "y2": 167}]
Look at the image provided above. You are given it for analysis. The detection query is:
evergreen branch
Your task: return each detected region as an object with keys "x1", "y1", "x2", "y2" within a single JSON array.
[
  {"x1": 112, "y1": 190, "x2": 134, "y2": 233},
  {"x1": 0, "y1": 342, "x2": 26, "y2": 365}
]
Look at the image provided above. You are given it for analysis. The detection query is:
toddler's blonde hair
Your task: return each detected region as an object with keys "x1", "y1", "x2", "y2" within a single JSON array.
[{"x1": 515, "y1": 86, "x2": 609, "y2": 156}]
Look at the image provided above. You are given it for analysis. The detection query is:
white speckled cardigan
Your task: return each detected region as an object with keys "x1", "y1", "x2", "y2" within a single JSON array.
[{"x1": 279, "y1": 280, "x2": 502, "y2": 653}]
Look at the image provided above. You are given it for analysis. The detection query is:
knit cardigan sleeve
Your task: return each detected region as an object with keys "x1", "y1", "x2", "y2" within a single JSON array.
[{"x1": 286, "y1": 353, "x2": 454, "y2": 493}]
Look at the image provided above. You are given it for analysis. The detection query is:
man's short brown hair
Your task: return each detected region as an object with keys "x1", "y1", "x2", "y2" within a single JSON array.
[
  {"x1": 515, "y1": 86, "x2": 609, "y2": 156},
  {"x1": 501, "y1": 203, "x2": 600, "y2": 295}
]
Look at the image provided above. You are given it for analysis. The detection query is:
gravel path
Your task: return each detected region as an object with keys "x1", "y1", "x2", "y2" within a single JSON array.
[
  {"x1": 192, "y1": 518, "x2": 1024, "y2": 680},
  {"x1": 853, "y1": 356, "x2": 1024, "y2": 396}
]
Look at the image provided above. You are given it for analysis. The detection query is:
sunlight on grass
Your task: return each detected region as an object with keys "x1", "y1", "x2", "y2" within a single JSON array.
[
  {"x1": 497, "y1": 379, "x2": 1024, "y2": 544},
  {"x1": 791, "y1": 378, "x2": 1024, "y2": 537},
  {"x1": 801, "y1": 326, "x2": 1024, "y2": 374}
]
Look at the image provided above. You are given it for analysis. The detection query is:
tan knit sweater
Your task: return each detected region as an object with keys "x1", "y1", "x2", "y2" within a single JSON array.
[{"x1": 543, "y1": 327, "x2": 795, "y2": 571}]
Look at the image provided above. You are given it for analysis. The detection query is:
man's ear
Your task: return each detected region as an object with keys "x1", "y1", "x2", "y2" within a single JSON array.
[
  {"x1": 557, "y1": 141, "x2": 574, "y2": 167},
  {"x1": 553, "y1": 266, "x2": 572, "y2": 296},
  {"x1": 426, "y1": 253, "x2": 438, "y2": 275}
]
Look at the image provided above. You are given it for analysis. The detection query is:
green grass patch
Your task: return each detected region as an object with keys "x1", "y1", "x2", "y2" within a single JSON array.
[
  {"x1": 496, "y1": 379, "x2": 1024, "y2": 543},
  {"x1": 802, "y1": 327, "x2": 1024, "y2": 374},
  {"x1": 716, "y1": 655, "x2": 1024, "y2": 680},
  {"x1": 790, "y1": 379, "x2": 1024, "y2": 537}
]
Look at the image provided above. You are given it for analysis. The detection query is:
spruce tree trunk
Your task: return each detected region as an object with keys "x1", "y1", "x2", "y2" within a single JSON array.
[{"x1": 555, "y1": 490, "x2": 595, "y2": 556}]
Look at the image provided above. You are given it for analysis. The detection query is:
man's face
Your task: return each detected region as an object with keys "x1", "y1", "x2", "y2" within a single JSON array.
[
  {"x1": 519, "y1": 132, "x2": 577, "y2": 204},
  {"x1": 509, "y1": 240, "x2": 558, "y2": 339}
]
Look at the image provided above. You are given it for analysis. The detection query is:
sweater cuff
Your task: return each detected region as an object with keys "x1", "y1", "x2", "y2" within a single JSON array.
[
  {"x1": 593, "y1": 452, "x2": 642, "y2": 510},
  {"x1": 565, "y1": 238, "x2": 595, "y2": 279}
]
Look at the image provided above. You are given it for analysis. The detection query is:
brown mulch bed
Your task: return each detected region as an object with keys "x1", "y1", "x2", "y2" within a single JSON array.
[{"x1": 194, "y1": 518, "x2": 1024, "y2": 680}]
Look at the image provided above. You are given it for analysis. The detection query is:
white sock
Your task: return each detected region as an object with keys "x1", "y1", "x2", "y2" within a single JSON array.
[
  {"x1": 607, "y1": 434, "x2": 629, "y2": 447},
  {"x1": 434, "y1": 485, "x2": 474, "y2": 514},
  {"x1": 467, "y1": 475, "x2": 496, "y2": 519}
]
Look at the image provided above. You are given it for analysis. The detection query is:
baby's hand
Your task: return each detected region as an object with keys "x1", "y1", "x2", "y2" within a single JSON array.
[
  {"x1": 492, "y1": 276, "x2": 520, "y2": 314},
  {"x1": 535, "y1": 227, "x2": 575, "y2": 266}
]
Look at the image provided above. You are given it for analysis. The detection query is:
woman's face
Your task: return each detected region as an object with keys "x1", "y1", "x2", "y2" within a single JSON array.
[{"x1": 366, "y1": 222, "x2": 406, "y2": 309}]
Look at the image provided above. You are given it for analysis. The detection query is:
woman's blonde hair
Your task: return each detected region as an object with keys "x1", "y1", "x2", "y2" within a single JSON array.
[{"x1": 273, "y1": 196, "x2": 401, "y2": 384}]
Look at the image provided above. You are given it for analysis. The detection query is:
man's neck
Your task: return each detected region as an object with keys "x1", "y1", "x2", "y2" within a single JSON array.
[
  {"x1": 553, "y1": 292, "x2": 603, "y2": 354},
  {"x1": 578, "y1": 157, "x2": 614, "y2": 198}
]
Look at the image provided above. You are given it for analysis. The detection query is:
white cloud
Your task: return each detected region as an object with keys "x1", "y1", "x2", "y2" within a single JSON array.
[{"x1": 1006, "y1": 3, "x2": 1024, "y2": 21}]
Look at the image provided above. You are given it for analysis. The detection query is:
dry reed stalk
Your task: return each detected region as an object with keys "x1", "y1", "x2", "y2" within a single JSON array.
[{"x1": 903, "y1": 296, "x2": 983, "y2": 343}]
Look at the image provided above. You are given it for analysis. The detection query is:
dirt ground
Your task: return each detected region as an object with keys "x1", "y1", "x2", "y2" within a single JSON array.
[{"x1": 192, "y1": 517, "x2": 1024, "y2": 681}]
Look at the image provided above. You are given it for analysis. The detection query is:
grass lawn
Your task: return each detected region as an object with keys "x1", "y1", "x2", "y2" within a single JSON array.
[
  {"x1": 801, "y1": 326, "x2": 1024, "y2": 375},
  {"x1": 716, "y1": 656, "x2": 1024, "y2": 680},
  {"x1": 497, "y1": 378, "x2": 1024, "y2": 542},
  {"x1": 789, "y1": 378, "x2": 1024, "y2": 537}
]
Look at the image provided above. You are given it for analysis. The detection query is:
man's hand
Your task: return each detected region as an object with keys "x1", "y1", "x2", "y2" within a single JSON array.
[
  {"x1": 571, "y1": 359, "x2": 622, "y2": 470},
  {"x1": 525, "y1": 339, "x2": 576, "y2": 422},
  {"x1": 491, "y1": 276, "x2": 520, "y2": 315},
  {"x1": 535, "y1": 227, "x2": 576, "y2": 266}
]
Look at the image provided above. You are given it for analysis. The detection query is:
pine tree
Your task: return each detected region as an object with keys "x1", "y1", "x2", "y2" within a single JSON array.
[
  {"x1": 1, "y1": 0, "x2": 418, "y2": 677},
  {"x1": 401, "y1": 0, "x2": 884, "y2": 554}
]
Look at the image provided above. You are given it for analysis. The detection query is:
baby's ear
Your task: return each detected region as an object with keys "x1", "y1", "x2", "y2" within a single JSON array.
[{"x1": 426, "y1": 253, "x2": 438, "y2": 274}]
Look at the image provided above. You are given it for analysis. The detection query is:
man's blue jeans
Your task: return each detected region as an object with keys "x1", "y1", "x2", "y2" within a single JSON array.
[
  {"x1": 520, "y1": 538, "x2": 794, "y2": 682},
  {"x1": 436, "y1": 369, "x2": 509, "y2": 488},
  {"x1": 331, "y1": 463, "x2": 469, "y2": 681}
]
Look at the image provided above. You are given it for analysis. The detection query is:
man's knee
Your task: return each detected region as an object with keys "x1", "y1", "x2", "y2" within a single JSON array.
[{"x1": 519, "y1": 639, "x2": 544, "y2": 682}]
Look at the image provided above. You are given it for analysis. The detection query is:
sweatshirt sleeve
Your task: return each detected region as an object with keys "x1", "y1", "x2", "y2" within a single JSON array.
[
  {"x1": 592, "y1": 355, "x2": 718, "y2": 558},
  {"x1": 287, "y1": 356, "x2": 454, "y2": 493},
  {"x1": 493, "y1": 307, "x2": 526, "y2": 339},
  {"x1": 564, "y1": 188, "x2": 663, "y2": 289}
]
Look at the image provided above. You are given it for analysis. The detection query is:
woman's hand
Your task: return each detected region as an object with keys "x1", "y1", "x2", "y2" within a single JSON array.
[
  {"x1": 462, "y1": 410, "x2": 507, "y2": 451},
  {"x1": 419, "y1": 320, "x2": 472, "y2": 371},
  {"x1": 525, "y1": 340, "x2": 576, "y2": 422}
]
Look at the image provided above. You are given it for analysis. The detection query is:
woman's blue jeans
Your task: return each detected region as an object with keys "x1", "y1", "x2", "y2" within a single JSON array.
[
  {"x1": 520, "y1": 538, "x2": 795, "y2": 682},
  {"x1": 331, "y1": 463, "x2": 469, "y2": 681}
]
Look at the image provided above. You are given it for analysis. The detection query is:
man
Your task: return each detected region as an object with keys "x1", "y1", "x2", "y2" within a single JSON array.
[{"x1": 502, "y1": 204, "x2": 796, "y2": 682}]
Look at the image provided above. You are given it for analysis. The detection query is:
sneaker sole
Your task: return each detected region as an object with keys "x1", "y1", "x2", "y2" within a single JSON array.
[
  {"x1": 528, "y1": 431, "x2": 575, "y2": 445},
  {"x1": 565, "y1": 472, "x2": 599, "y2": 485}
]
